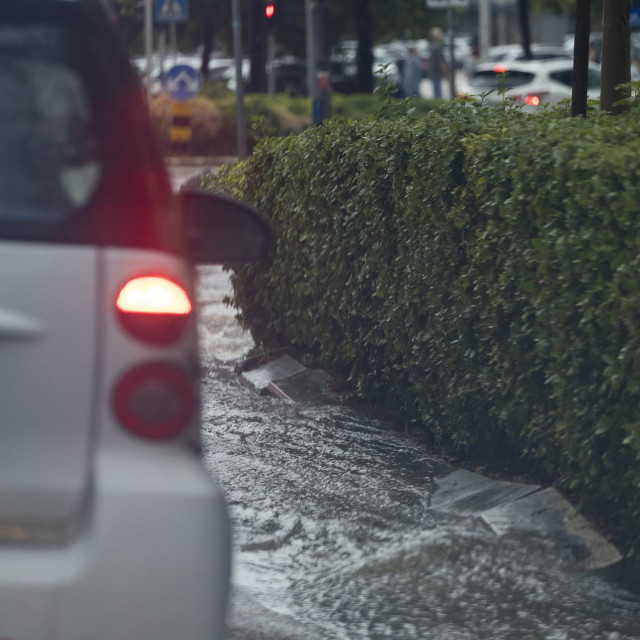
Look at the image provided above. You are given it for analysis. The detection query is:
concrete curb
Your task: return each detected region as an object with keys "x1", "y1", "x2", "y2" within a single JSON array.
[{"x1": 240, "y1": 354, "x2": 624, "y2": 571}]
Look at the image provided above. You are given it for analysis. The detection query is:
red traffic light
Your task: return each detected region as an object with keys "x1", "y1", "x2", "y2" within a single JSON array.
[{"x1": 265, "y1": 3, "x2": 275, "y2": 18}]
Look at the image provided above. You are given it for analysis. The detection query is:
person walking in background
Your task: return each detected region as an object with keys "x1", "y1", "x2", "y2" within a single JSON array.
[
  {"x1": 401, "y1": 46, "x2": 423, "y2": 98},
  {"x1": 428, "y1": 27, "x2": 448, "y2": 99}
]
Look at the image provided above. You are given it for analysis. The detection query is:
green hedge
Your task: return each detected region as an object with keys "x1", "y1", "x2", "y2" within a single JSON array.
[{"x1": 203, "y1": 99, "x2": 640, "y2": 553}]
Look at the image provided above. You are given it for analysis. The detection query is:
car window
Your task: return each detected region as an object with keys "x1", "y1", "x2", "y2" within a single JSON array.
[
  {"x1": 0, "y1": 25, "x2": 100, "y2": 227},
  {"x1": 531, "y1": 52, "x2": 570, "y2": 60},
  {"x1": 468, "y1": 69, "x2": 535, "y2": 89},
  {"x1": 550, "y1": 69, "x2": 573, "y2": 87}
]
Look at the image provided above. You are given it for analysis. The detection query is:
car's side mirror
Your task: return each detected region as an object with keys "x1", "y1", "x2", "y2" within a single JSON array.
[{"x1": 179, "y1": 187, "x2": 274, "y2": 266}]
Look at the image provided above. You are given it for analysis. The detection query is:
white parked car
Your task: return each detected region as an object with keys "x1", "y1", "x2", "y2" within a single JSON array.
[
  {"x1": 487, "y1": 43, "x2": 573, "y2": 63},
  {"x1": 0, "y1": 1, "x2": 272, "y2": 639},
  {"x1": 459, "y1": 59, "x2": 601, "y2": 111}
]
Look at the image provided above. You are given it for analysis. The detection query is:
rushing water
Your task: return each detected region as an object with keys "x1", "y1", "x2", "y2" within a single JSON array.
[{"x1": 196, "y1": 265, "x2": 640, "y2": 640}]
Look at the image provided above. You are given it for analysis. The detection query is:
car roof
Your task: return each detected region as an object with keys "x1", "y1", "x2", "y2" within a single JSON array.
[
  {"x1": 472, "y1": 58, "x2": 580, "y2": 73},
  {"x1": 489, "y1": 43, "x2": 569, "y2": 52}
]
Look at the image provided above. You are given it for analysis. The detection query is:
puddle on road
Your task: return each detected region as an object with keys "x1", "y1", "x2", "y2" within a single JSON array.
[{"x1": 196, "y1": 266, "x2": 640, "y2": 640}]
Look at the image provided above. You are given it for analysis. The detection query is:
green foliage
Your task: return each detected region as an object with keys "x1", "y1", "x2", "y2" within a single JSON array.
[
  {"x1": 175, "y1": 86, "x2": 438, "y2": 154},
  {"x1": 203, "y1": 100, "x2": 640, "y2": 554}
]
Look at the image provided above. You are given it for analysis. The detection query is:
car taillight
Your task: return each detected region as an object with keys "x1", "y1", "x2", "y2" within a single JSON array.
[
  {"x1": 116, "y1": 276, "x2": 192, "y2": 345},
  {"x1": 512, "y1": 91, "x2": 549, "y2": 106},
  {"x1": 113, "y1": 362, "x2": 196, "y2": 439}
]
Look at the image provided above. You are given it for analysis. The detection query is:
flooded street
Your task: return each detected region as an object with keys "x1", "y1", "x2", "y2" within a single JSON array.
[{"x1": 195, "y1": 265, "x2": 640, "y2": 640}]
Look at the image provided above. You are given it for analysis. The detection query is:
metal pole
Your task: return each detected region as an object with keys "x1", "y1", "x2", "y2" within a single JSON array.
[
  {"x1": 478, "y1": 0, "x2": 490, "y2": 61},
  {"x1": 170, "y1": 20, "x2": 177, "y2": 61},
  {"x1": 305, "y1": 0, "x2": 314, "y2": 102},
  {"x1": 447, "y1": 4, "x2": 456, "y2": 99},
  {"x1": 232, "y1": 0, "x2": 247, "y2": 156},
  {"x1": 158, "y1": 30, "x2": 166, "y2": 93},
  {"x1": 267, "y1": 30, "x2": 276, "y2": 95},
  {"x1": 309, "y1": 0, "x2": 331, "y2": 123},
  {"x1": 145, "y1": 0, "x2": 153, "y2": 96}
]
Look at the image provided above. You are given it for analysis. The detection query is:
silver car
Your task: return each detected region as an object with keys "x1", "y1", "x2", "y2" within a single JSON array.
[{"x1": 0, "y1": 1, "x2": 272, "y2": 638}]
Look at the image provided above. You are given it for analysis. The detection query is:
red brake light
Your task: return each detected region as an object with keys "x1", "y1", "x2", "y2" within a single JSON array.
[
  {"x1": 117, "y1": 277, "x2": 191, "y2": 315},
  {"x1": 113, "y1": 363, "x2": 196, "y2": 440},
  {"x1": 514, "y1": 92, "x2": 548, "y2": 106},
  {"x1": 116, "y1": 276, "x2": 192, "y2": 345},
  {"x1": 493, "y1": 65, "x2": 508, "y2": 73},
  {"x1": 265, "y1": 3, "x2": 275, "y2": 18}
]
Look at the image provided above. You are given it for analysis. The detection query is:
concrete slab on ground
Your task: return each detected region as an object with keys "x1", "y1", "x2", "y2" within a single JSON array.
[
  {"x1": 481, "y1": 487, "x2": 623, "y2": 570},
  {"x1": 430, "y1": 469, "x2": 540, "y2": 513},
  {"x1": 241, "y1": 355, "x2": 306, "y2": 391},
  {"x1": 431, "y1": 469, "x2": 622, "y2": 570},
  {"x1": 240, "y1": 355, "x2": 335, "y2": 404}
]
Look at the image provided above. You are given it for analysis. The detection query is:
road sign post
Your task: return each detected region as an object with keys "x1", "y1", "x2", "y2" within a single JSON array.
[
  {"x1": 164, "y1": 64, "x2": 202, "y2": 102},
  {"x1": 155, "y1": 0, "x2": 189, "y2": 22},
  {"x1": 164, "y1": 64, "x2": 201, "y2": 156},
  {"x1": 171, "y1": 101, "x2": 192, "y2": 156}
]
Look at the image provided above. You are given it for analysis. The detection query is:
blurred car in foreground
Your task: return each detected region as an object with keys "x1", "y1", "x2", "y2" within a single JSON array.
[
  {"x1": 0, "y1": 1, "x2": 273, "y2": 639},
  {"x1": 459, "y1": 59, "x2": 601, "y2": 111}
]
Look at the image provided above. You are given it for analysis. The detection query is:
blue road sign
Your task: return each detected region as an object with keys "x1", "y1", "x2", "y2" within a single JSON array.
[
  {"x1": 164, "y1": 64, "x2": 202, "y2": 102},
  {"x1": 632, "y1": 7, "x2": 640, "y2": 27},
  {"x1": 155, "y1": 0, "x2": 188, "y2": 22}
]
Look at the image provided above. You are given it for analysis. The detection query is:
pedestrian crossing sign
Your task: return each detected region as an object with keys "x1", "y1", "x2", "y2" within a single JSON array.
[{"x1": 155, "y1": 0, "x2": 188, "y2": 22}]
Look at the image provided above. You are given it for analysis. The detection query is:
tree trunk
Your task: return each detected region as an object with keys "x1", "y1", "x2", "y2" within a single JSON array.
[
  {"x1": 355, "y1": 0, "x2": 373, "y2": 93},
  {"x1": 571, "y1": 0, "x2": 591, "y2": 116},
  {"x1": 518, "y1": 0, "x2": 532, "y2": 59},
  {"x1": 600, "y1": 0, "x2": 631, "y2": 113},
  {"x1": 248, "y1": 0, "x2": 268, "y2": 93},
  {"x1": 200, "y1": 0, "x2": 216, "y2": 80}
]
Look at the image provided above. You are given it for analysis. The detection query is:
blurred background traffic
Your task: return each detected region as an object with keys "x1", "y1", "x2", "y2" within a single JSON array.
[{"x1": 117, "y1": 0, "x2": 640, "y2": 97}]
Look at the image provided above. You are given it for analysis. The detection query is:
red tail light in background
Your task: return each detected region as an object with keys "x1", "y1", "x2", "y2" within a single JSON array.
[
  {"x1": 116, "y1": 276, "x2": 192, "y2": 345},
  {"x1": 512, "y1": 92, "x2": 549, "y2": 106},
  {"x1": 113, "y1": 362, "x2": 196, "y2": 439}
]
